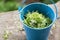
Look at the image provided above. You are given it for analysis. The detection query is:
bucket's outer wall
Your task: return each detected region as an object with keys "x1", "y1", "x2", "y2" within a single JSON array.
[
  {"x1": 24, "y1": 25, "x2": 52, "y2": 40},
  {"x1": 20, "y1": 3, "x2": 56, "y2": 40}
]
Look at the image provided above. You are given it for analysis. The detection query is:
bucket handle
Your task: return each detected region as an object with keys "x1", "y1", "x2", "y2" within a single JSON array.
[
  {"x1": 50, "y1": 0, "x2": 60, "y2": 19},
  {"x1": 18, "y1": 0, "x2": 60, "y2": 19}
]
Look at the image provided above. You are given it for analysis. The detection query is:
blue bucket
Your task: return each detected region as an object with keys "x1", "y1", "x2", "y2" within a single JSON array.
[{"x1": 19, "y1": 2, "x2": 57, "y2": 40}]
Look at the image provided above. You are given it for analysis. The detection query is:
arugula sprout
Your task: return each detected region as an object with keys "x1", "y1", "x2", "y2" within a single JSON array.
[
  {"x1": 24, "y1": 11, "x2": 52, "y2": 28},
  {"x1": 3, "y1": 30, "x2": 12, "y2": 40},
  {"x1": 3, "y1": 31, "x2": 9, "y2": 40}
]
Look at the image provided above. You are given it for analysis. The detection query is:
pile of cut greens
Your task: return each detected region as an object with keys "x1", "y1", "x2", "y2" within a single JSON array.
[{"x1": 24, "y1": 11, "x2": 52, "y2": 28}]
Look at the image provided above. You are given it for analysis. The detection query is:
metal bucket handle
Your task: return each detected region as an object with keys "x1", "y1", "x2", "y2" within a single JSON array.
[
  {"x1": 50, "y1": 0, "x2": 60, "y2": 19},
  {"x1": 18, "y1": 0, "x2": 60, "y2": 19}
]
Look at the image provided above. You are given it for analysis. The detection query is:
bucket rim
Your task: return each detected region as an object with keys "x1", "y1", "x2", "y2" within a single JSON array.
[{"x1": 20, "y1": 2, "x2": 56, "y2": 30}]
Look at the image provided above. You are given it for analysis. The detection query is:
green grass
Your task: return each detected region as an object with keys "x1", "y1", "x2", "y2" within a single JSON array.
[
  {"x1": 0, "y1": 1, "x2": 20, "y2": 12},
  {"x1": 40, "y1": 0, "x2": 60, "y2": 4}
]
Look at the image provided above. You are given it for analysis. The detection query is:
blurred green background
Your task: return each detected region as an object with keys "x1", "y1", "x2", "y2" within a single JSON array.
[{"x1": 0, "y1": 0, "x2": 60, "y2": 12}]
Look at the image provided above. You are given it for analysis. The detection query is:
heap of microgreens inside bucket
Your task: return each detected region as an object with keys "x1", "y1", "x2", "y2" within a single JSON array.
[{"x1": 24, "y1": 11, "x2": 52, "y2": 28}]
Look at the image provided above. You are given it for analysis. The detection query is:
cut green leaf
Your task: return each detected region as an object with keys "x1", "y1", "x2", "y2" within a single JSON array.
[{"x1": 24, "y1": 11, "x2": 52, "y2": 29}]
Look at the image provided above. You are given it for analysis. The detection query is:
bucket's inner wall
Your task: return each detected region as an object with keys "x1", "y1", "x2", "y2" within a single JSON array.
[{"x1": 20, "y1": 3, "x2": 55, "y2": 21}]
